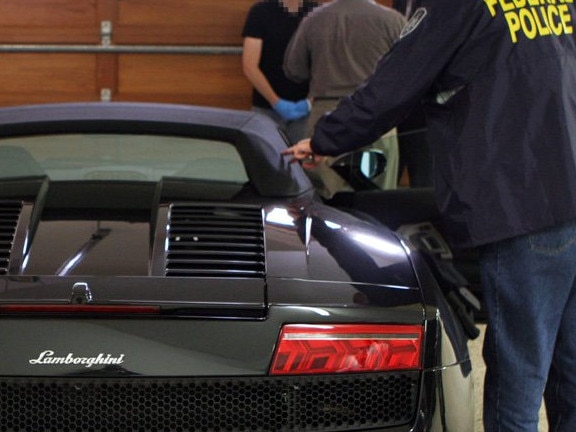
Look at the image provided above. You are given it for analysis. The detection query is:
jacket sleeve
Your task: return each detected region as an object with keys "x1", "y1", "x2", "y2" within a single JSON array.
[{"x1": 310, "y1": 2, "x2": 478, "y2": 156}]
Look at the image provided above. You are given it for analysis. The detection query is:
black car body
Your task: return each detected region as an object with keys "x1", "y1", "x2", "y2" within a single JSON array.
[{"x1": 0, "y1": 102, "x2": 475, "y2": 431}]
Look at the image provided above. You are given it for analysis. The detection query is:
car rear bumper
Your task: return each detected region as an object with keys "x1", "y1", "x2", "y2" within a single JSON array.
[{"x1": 0, "y1": 361, "x2": 473, "y2": 432}]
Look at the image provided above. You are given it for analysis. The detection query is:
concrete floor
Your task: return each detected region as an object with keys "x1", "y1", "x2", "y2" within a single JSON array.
[{"x1": 469, "y1": 324, "x2": 548, "y2": 431}]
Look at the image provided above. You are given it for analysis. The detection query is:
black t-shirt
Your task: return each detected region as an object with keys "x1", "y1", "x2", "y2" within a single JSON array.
[{"x1": 242, "y1": 0, "x2": 317, "y2": 109}]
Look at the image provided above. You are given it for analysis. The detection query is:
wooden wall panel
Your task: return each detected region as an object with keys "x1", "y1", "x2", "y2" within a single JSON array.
[
  {"x1": 0, "y1": 0, "x2": 102, "y2": 43},
  {"x1": 116, "y1": 54, "x2": 251, "y2": 109},
  {"x1": 0, "y1": 53, "x2": 99, "y2": 105},
  {"x1": 116, "y1": 0, "x2": 254, "y2": 45}
]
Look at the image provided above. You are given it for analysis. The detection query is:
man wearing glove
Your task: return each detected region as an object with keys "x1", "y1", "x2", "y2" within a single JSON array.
[
  {"x1": 284, "y1": 1, "x2": 576, "y2": 430},
  {"x1": 242, "y1": 0, "x2": 317, "y2": 144}
]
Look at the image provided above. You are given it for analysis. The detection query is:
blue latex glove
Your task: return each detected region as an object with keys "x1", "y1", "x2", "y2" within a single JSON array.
[
  {"x1": 293, "y1": 98, "x2": 311, "y2": 117},
  {"x1": 273, "y1": 99, "x2": 310, "y2": 121}
]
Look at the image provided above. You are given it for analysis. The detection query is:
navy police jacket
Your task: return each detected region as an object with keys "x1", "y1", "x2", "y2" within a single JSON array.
[{"x1": 310, "y1": 0, "x2": 576, "y2": 248}]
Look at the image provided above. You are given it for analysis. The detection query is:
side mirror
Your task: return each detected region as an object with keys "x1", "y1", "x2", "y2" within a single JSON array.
[{"x1": 330, "y1": 149, "x2": 387, "y2": 190}]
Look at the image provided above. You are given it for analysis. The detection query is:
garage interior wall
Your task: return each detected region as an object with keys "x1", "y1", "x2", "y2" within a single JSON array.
[{"x1": 0, "y1": 0, "x2": 393, "y2": 109}]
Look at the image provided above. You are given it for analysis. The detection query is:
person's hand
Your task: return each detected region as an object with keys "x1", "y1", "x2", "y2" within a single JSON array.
[
  {"x1": 273, "y1": 99, "x2": 310, "y2": 121},
  {"x1": 281, "y1": 138, "x2": 323, "y2": 168},
  {"x1": 294, "y1": 98, "x2": 311, "y2": 117}
]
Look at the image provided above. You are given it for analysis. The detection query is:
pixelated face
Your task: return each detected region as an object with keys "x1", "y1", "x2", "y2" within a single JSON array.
[{"x1": 280, "y1": 0, "x2": 305, "y2": 14}]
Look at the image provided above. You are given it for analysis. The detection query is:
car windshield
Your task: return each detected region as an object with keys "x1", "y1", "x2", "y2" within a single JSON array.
[{"x1": 0, "y1": 133, "x2": 249, "y2": 183}]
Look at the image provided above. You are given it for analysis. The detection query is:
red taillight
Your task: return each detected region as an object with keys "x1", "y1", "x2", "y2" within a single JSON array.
[
  {"x1": 0, "y1": 304, "x2": 160, "y2": 315},
  {"x1": 270, "y1": 324, "x2": 423, "y2": 375}
]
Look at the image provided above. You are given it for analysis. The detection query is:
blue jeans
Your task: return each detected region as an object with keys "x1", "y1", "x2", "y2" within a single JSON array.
[{"x1": 479, "y1": 221, "x2": 576, "y2": 431}]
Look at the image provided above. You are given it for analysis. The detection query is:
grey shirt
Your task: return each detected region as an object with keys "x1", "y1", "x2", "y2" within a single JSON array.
[{"x1": 284, "y1": 0, "x2": 406, "y2": 99}]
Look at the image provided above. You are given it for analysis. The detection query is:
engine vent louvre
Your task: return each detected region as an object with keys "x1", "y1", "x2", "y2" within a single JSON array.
[
  {"x1": 166, "y1": 204, "x2": 265, "y2": 278},
  {"x1": 0, "y1": 201, "x2": 23, "y2": 276}
]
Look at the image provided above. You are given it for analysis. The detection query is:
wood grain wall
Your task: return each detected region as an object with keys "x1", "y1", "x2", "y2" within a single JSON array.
[{"x1": 0, "y1": 0, "x2": 393, "y2": 108}]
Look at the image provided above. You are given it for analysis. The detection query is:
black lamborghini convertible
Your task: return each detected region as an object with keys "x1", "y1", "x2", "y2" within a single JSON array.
[{"x1": 0, "y1": 102, "x2": 477, "y2": 431}]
